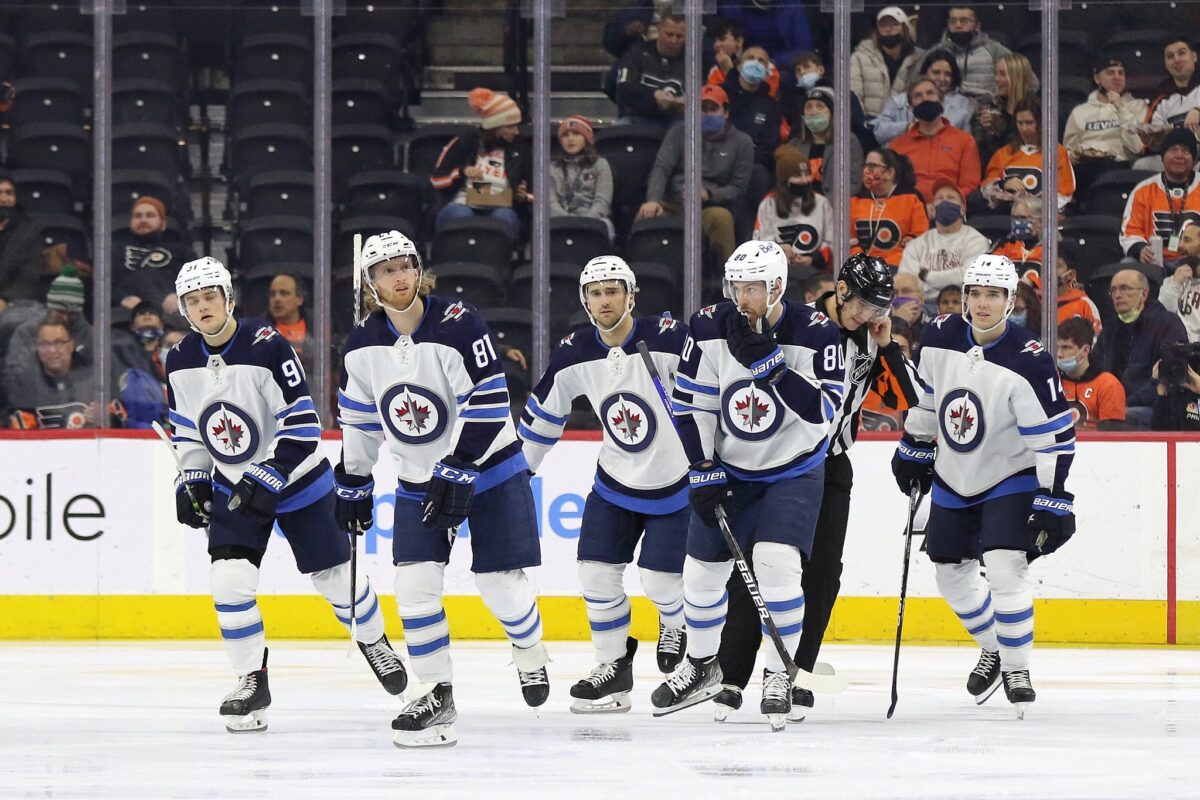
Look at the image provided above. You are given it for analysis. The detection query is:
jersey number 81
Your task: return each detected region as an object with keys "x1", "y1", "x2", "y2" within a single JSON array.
[{"x1": 473, "y1": 335, "x2": 498, "y2": 368}]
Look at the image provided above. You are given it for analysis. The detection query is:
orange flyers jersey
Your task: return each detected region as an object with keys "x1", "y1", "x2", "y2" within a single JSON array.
[
  {"x1": 849, "y1": 192, "x2": 930, "y2": 267},
  {"x1": 983, "y1": 143, "x2": 1076, "y2": 199},
  {"x1": 1120, "y1": 173, "x2": 1200, "y2": 262},
  {"x1": 991, "y1": 240, "x2": 1044, "y2": 273},
  {"x1": 1063, "y1": 369, "x2": 1126, "y2": 429}
]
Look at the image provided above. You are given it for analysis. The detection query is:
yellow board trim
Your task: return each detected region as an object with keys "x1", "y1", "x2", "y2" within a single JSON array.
[{"x1": 0, "y1": 595, "x2": 1194, "y2": 645}]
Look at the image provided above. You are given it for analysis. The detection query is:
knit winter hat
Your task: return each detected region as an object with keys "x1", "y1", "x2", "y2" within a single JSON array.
[
  {"x1": 558, "y1": 115, "x2": 595, "y2": 145},
  {"x1": 468, "y1": 88, "x2": 522, "y2": 130},
  {"x1": 131, "y1": 195, "x2": 167, "y2": 231},
  {"x1": 774, "y1": 144, "x2": 806, "y2": 184},
  {"x1": 46, "y1": 264, "x2": 85, "y2": 311},
  {"x1": 1163, "y1": 127, "x2": 1198, "y2": 161}
]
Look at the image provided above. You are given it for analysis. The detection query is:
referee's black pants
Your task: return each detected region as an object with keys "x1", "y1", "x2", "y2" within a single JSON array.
[{"x1": 716, "y1": 451, "x2": 854, "y2": 688}]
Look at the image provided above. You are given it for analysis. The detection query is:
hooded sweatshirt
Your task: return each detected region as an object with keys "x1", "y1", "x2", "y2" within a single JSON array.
[{"x1": 1063, "y1": 90, "x2": 1149, "y2": 163}]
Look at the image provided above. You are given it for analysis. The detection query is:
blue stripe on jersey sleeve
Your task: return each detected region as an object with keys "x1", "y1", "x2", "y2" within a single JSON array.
[
  {"x1": 169, "y1": 411, "x2": 196, "y2": 430},
  {"x1": 338, "y1": 419, "x2": 384, "y2": 432},
  {"x1": 275, "y1": 398, "x2": 316, "y2": 419},
  {"x1": 525, "y1": 396, "x2": 569, "y2": 426},
  {"x1": 1018, "y1": 413, "x2": 1073, "y2": 436},
  {"x1": 337, "y1": 390, "x2": 377, "y2": 414},
  {"x1": 459, "y1": 407, "x2": 511, "y2": 420},
  {"x1": 518, "y1": 422, "x2": 559, "y2": 446},
  {"x1": 676, "y1": 375, "x2": 719, "y2": 395},
  {"x1": 275, "y1": 426, "x2": 322, "y2": 439},
  {"x1": 457, "y1": 375, "x2": 509, "y2": 405}
]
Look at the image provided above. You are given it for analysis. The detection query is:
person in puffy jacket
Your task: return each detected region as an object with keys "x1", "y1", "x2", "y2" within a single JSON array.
[
  {"x1": 850, "y1": 6, "x2": 924, "y2": 118},
  {"x1": 549, "y1": 115, "x2": 615, "y2": 241}
]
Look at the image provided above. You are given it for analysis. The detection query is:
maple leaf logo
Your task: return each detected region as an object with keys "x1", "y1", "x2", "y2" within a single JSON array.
[
  {"x1": 735, "y1": 389, "x2": 771, "y2": 428},
  {"x1": 395, "y1": 398, "x2": 432, "y2": 433},
  {"x1": 610, "y1": 401, "x2": 642, "y2": 442},
  {"x1": 948, "y1": 401, "x2": 975, "y2": 441},
  {"x1": 210, "y1": 408, "x2": 245, "y2": 452}
]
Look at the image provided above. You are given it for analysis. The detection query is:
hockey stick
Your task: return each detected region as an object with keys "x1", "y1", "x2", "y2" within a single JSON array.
[
  {"x1": 886, "y1": 482, "x2": 925, "y2": 719},
  {"x1": 151, "y1": 420, "x2": 211, "y2": 522},
  {"x1": 353, "y1": 232, "x2": 363, "y2": 328},
  {"x1": 635, "y1": 342, "x2": 847, "y2": 695},
  {"x1": 348, "y1": 233, "x2": 364, "y2": 645}
]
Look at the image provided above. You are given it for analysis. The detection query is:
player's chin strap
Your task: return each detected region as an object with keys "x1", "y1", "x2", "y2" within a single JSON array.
[
  {"x1": 369, "y1": 269, "x2": 423, "y2": 315},
  {"x1": 183, "y1": 297, "x2": 236, "y2": 339},
  {"x1": 961, "y1": 304, "x2": 1012, "y2": 336},
  {"x1": 588, "y1": 294, "x2": 634, "y2": 334}
]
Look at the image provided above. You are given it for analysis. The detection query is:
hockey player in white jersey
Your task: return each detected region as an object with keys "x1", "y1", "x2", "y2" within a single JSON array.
[
  {"x1": 651, "y1": 240, "x2": 844, "y2": 728},
  {"x1": 892, "y1": 254, "x2": 1076, "y2": 717},
  {"x1": 165, "y1": 257, "x2": 407, "y2": 734},
  {"x1": 334, "y1": 231, "x2": 548, "y2": 748},
  {"x1": 519, "y1": 256, "x2": 690, "y2": 713}
]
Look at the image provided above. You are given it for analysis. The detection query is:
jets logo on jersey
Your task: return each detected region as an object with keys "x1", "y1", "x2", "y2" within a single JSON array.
[
  {"x1": 850, "y1": 352, "x2": 874, "y2": 384},
  {"x1": 720, "y1": 379, "x2": 783, "y2": 441},
  {"x1": 380, "y1": 383, "x2": 449, "y2": 445},
  {"x1": 809, "y1": 311, "x2": 830, "y2": 327},
  {"x1": 599, "y1": 392, "x2": 657, "y2": 453},
  {"x1": 1021, "y1": 340, "x2": 1046, "y2": 356},
  {"x1": 939, "y1": 388, "x2": 987, "y2": 453},
  {"x1": 658, "y1": 317, "x2": 677, "y2": 334},
  {"x1": 441, "y1": 302, "x2": 469, "y2": 324},
  {"x1": 560, "y1": 331, "x2": 576, "y2": 347},
  {"x1": 252, "y1": 326, "x2": 277, "y2": 346},
  {"x1": 199, "y1": 402, "x2": 262, "y2": 464},
  {"x1": 932, "y1": 314, "x2": 951, "y2": 329},
  {"x1": 698, "y1": 304, "x2": 717, "y2": 319}
]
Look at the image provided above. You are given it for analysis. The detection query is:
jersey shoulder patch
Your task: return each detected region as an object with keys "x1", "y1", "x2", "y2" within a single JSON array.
[
  {"x1": 1019, "y1": 338, "x2": 1047, "y2": 357},
  {"x1": 440, "y1": 300, "x2": 471, "y2": 324},
  {"x1": 808, "y1": 310, "x2": 830, "y2": 327},
  {"x1": 560, "y1": 330, "x2": 577, "y2": 347},
  {"x1": 250, "y1": 324, "x2": 279, "y2": 346}
]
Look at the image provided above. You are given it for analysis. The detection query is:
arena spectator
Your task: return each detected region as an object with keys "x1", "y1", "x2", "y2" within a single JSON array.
[
  {"x1": 753, "y1": 145, "x2": 833, "y2": 270},
  {"x1": 1023, "y1": 257, "x2": 1103, "y2": 335},
  {"x1": 1094, "y1": 268, "x2": 1188, "y2": 428},
  {"x1": 849, "y1": 148, "x2": 928, "y2": 267},
  {"x1": 1151, "y1": 343, "x2": 1200, "y2": 430},
  {"x1": 549, "y1": 115, "x2": 615, "y2": 241},
  {"x1": 1057, "y1": 316, "x2": 1127, "y2": 431},
  {"x1": 112, "y1": 195, "x2": 196, "y2": 318},
  {"x1": 779, "y1": 52, "x2": 875, "y2": 153},
  {"x1": 891, "y1": 270, "x2": 925, "y2": 330},
  {"x1": 430, "y1": 88, "x2": 529, "y2": 241},
  {"x1": 899, "y1": 179, "x2": 989, "y2": 306},
  {"x1": 1063, "y1": 56, "x2": 1150, "y2": 194},
  {"x1": 936, "y1": 285, "x2": 962, "y2": 316},
  {"x1": 850, "y1": 6, "x2": 924, "y2": 119},
  {"x1": 601, "y1": 0, "x2": 662, "y2": 59},
  {"x1": 715, "y1": 0, "x2": 820, "y2": 70},
  {"x1": 1120, "y1": 127, "x2": 1200, "y2": 266},
  {"x1": 0, "y1": 172, "x2": 48, "y2": 315},
  {"x1": 933, "y1": 5, "x2": 1011, "y2": 99},
  {"x1": 706, "y1": 18, "x2": 782, "y2": 98},
  {"x1": 982, "y1": 97, "x2": 1075, "y2": 211},
  {"x1": 723, "y1": 46, "x2": 782, "y2": 171},
  {"x1": 887, "y1": 76, "x2": 982, "y2": 201},
  {"x1": 4, "y1": 266, "x2": 93, "y2": 391},
  {"x1": 613, "y1": 12, "x2": 686, "y2": 128},
  {"x1": 991, "y1": 196, "x2": 1045, "y2": 273},
  {"x1": 112, "y1": 301, "x2": 166, "y2": 380},
  {"x1": 265, "y1": 272, "x2": 314, "y2": 375},
  {"x1": 873, "y1": 49, "x2": 976, "y2": 144},
  {"x1": 1147, "y1": 36, "x2": 1200, "y2": 143},
  {"x1": 974, "y1": 53, "x2": 1039, "y2": 168},
  {"x1": 802, "y1": 272, "x2": 834, "y2": 303},
  {"x1": 1160, "y1": 221, "x2": 1200, "y2": 343},
  {"x1": 6, "y1": 320, "x2": 96, "y2": 430},
  {"x1": 1012, "y1": 280, "x2": 1042, "y2": 337},
  {"x1": 637, "y1": 84, "x2": 753, "y2": 265},
  {"x1": 786, "y1": 87, "x2": 863, "y2": 196}
]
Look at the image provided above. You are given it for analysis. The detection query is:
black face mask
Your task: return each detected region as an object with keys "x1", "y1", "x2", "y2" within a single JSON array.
[
  {"x1": 948, "y1": 30, "x2": 973, "y2": 45},
  {"x1": 878, "y1": 33, "x2": 903, "y2": 48},
  {"x1": 0, "y1": 206, "x2": 13, "y2": 221},
  {"x1": 913, "y1": 100, "x2": 944, "y2": 122}
]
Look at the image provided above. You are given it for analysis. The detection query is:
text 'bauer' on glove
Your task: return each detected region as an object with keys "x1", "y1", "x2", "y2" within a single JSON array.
[
  {"x1": 688, "y1": 460, "x2": 732, "y2": 527},
  {"x1": 1027, "y1": 490, "x2": 1076, "y2": 555},
  {"x1": 725, "y1": 310, "x2": 787, "y2": 385},
  {"x1": 891, "y1": 433, "x2": 934, "y2": 495}
]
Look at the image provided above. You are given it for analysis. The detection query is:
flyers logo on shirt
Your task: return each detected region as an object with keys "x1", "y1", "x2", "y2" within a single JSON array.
[
  {"x1": 854, "y1": 219, "x2": 902, "y2": 251},
  {"x1": 779, "y1": 223, "x2": 820, "y2": 255},
  {"x1": 1003, "y1": 166, "x2": 1042, "y2": 195}
]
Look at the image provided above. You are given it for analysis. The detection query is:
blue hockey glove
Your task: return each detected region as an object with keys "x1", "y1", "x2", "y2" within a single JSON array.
[
  {"x1": 725, "y1": 311, "x2": 787, "y2": 384},
  {"x1": 1028, "y1": 490, "x2": 1075, "y2": 555},
  {"x1": 334, "y1": 463, "x2": 374, "y2": 534},
  {"x1": 421, "y1": 456, "x2": 479, "y2": 530},
  {"x1": 229, "y1": 459, "x2": 287, "y2": 522},
  {"x1": 174, "y1": 469, "x2": 213, "y2": 528},
  {"x1": 891, "y1": 433, "x2": 935, "y2": 495},
  {"x1": 688, "y1": 460, "x2": 732, "y2": 527}
]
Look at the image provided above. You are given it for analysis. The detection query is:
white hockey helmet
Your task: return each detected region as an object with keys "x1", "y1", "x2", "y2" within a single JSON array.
[
  {"x1": 578, "y1": 256, "x2": 637, "y2": 333},
  {"x1": 360, "y1": 230, "x2": 423, "y2": 313},
  {"x1": 961, "y1": 253, "x2": 1019, "y2": 330},
  {"x1": 723, "y1": 240, "x2": 788, "y2": 311},
  {"x1": 175, "y1": 256, "x2": 236, "y2": 335}
]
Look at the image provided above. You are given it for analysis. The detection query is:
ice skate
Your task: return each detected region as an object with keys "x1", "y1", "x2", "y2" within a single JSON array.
[
  {"x1": 787, "y1": 686, "x2": 813, "y2": 723},
  {"x1": 570, "y1": 637, "x2": 637, "y2": 714},
  {"x1": 220, "y1": 649, "x2": 270, "y2": 733},
  {"x1": 513, "y1": 642, "x2": 550, "y2": 708},
  {"x1": 358, "y1": 634, "x2": 408, "y2": 695},
  {"x1": 392, "y1": 682, "x2": 457, "y2": 748},
  {"x1": 712, "y1": 685, "x2": 742, "y2": 722},
  {"x1": 656, "y1": 623, "x2": 686, "y2": 674},
  {"x1": 967, "y1": 648, "x2": 1002, "y2": 705},
  {"x1": 760, "y1": 669, "x2": 792, "y2": 732},
  {"x1": 1002, "y1": 669, "x2": 1036, "y2": 719},
  {"x1": 650, "y1": 654, "x2": 722, "y2": 716}
]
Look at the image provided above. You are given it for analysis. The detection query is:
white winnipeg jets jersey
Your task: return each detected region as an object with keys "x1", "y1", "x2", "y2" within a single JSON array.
[
  {"x1": 166, "y1": 319, "x2": 329, "y2": 510},
  {"x1": 519, "y1": 316, "x2": 691, "y2": 514},
  {"x1": 905, "y1": 313, "x2": 1075, "y2": 507},
  {"x1": 671, "y1": 300, "x2": 845, "y2": 481},
  {"x1": 337, "y1": 296, "x2": 526, "y2": 498}
]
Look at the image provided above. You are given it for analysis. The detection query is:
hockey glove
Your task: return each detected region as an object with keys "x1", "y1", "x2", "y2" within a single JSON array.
[
  {"x1": 1027, "y1": 490, "x2": 1076, "y2": 555},
  {"x1": 229, "y1": 459, "x2": 287, "y2": 522},
  {"x1": 891, "y1": 433, "x2": 935, "y2": 495},
  {"x1": 688, "y1": 460, "x2": 732, "y2": 528},
  {"x1": 725, "y1": 311, "x2": 787, "y2": 385},
  {"x1": 174, "y1": 469, "x2": 213, "y2": 528},
  {"x1": 334, "y1": 463, "x2": 374, "y2": 534},
  {"x1": 421, "y1": 455, "x2": 479, "y2": 531}
]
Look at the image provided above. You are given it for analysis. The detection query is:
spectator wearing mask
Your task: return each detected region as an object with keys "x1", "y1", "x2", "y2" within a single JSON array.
[
  {"x1": 723, "y1": 46, "x2": 783, "y2": 171},
  {"x1": 849, "y1": 148, "x2": 928, "y2": 268},
  {"x1": 0, "y1": 172, "x2": 48, "y2": 316},
  {"x1": 974, "y1": 53, "x2": 1040, "y2": 168},
  {"x1": 899, "y1": 178, "x2": 989, "y2": 306},
  {"x1": 430, "y1": 88, "x2": 529, "y2": 241},
  {"x1": 753, "y1": 144, "x2": 834, "y2": 270},
  {"x1": 1121, "y1": 128, "x2": 1200, "y2": 266},
  {"x1": 706, "y1": 18, "x2": 780, "y2": 98},
  {"x1": 714, "y1": 0, "x2": 820, "y2": 70},
  {"x1": 873, "y1": 49, "x2": 976, "y2": 144},
  {"x1": 934, "y1": 5, "x2": 1011, "y2": 99},
  {"x1": 850, "y1": 6, "x2": 924, "y2": 119},
  {"x1": 982, "y1": 98, "x2": 1076, "y2": 212},
  {"x1": 780, "y1": 51, "x2": 875, "y2": 152},
  {"x1": 1094, "y1": 268, "x2": 1188, "y2": 427},
  {"x1": 637, "y1": 84, "x2": 754, "y2": 264},
  {"x1": 991, "y1": 196, "x2": 1045, "y2": 273},
  {"x1": 1057, "y1": 316, "x2": 1126, "y2": 431},
  {"x1": 887, "y1": 76, "x2": 982, "y2": 201},
  {"x1": 1012, "y1": 280, "x2": 1042, "y2": 337},
  {"x1": 1023, "y1": 257, "x2": 1103, "y2": 336},
  {"x1": 1147, "y1": 36, "x2": 1200, "y2": 143},
  {"x1": 786, "y1": 86, "x2": 863, "y2": 196},
  {"x1": 549, "y1": 115, "x2": 615, "y2": 241},
  {"x1": 1160, "y1": 220, "x2": 1200, "y2": 343},
  {"x1": 613, "y1": 12, "x2": 686, "y2": 128},
  {"x1": 112, "y1": 195, "x2": 196, "y2": 319},
  {"x1": 4, "y1": 266, "x2": 93, "y2": 389},
  {"x1": 891, "y1": 271, "x2": 925, "y2": 332},
  {"x1": 1063, "y1": 56, "x2": 1150, "y2": 194},
  {"x1": 112, "y1": 300, "x2": 167, "y2": 380},
  {"x1": 6, "y1": 320, "x2": 96, "y2": 430}
]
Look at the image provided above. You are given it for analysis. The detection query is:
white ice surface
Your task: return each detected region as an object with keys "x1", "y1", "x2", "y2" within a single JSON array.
[{"x1": 1, "y1": 640, "x2": 1197, "y2": 799}]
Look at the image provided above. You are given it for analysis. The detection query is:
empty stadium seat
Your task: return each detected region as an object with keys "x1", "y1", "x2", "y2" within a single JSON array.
[
  {"x1": 112, "y1": 79, "x2": 182, "y2": 127},
  {"x1": 1062, "y1": 215, "x2": 1126, "y2": 269},
  {"x1": 113, "y1": 4, "x2": 178, "y2": 36},
  {"x1": 0, "y1": 34, "x2": 14, "y2": 82},
  {"x1": 234, "y1": 33, "x2": 312, "y2": 84},
  {"x1": 10, "y1": 124, "x2": 90, "y2": 177},
  {"x1": 332, "y1": 79, "x2": 390, "y2": 127},
  {"x1": 14, "y1": 3, "x2": 91, "y2": 40},
  {"x1": 31, "y1": 213, "x2": 91, "y2": 260},
  {"x1": 229, "y1": 80, "x2": 309, "y2": 130},
  {"x1": 626, "y1": 216, "x2": 685, "y2": 272},
  {"x1": 1086, "y1": 169, "x2": 1155, "y2": 217},
  {"x1": 23, "y1": 31, "x2": 93, "y2": 94},
  {"x1": 403, "y1": 124, "x2": 474, "y2": 176},
  {"x1": 509, "y1": 262, "x2": 582, "y2": 327},
  {"x1": 342, "y1": 170, "x2": 427, "y2": 224},
  {"x1": 594, "y1": 124, "x2": 665, "y2": 242},
  {"x1": 227, "y1": 124, "x2": 312, "y2": 189},
  {"x1": 1016, "y1": 30, "x2": 1092, "y2": 80},
  {"x1": 113, "y1": 123, "x2": 187, "y2": 178},
  {"x1": 332, "y1": 32, "x2": 399, "y2": 84},
  {"x1": 238, "y1": 216, "x2": 314, "y2": 270},
  {"x1": 234, "y1": 0, "x2": 312, "y2": 38},
  {"x1": 332, "y1": 124, "x2": 396, "y2": 191},
  {"x1": 629, "y1": 261, "x2": 679, "y2": 318},
  {"x1": 480, "y1": 307, "x2": 534, "y2": 354},
  {"x1": 969, "y1": 214, "x2": 1012, "y2": 245},
  {"x1": 11, "y1": 169, "x2": 74, "y2": 216},
  {"x1": 549, "y1": 216, "x2": 611, "y2": 267},
  {"x1": 111, "y1": 169, "x2": 175, "y2": 217},
  {"x1": 113, "y1": 31, "x2": 182, "y2": 86},
  {"x1": 244, "y1": 170, "x2": 314, "y2": 219},
  {"x1": 433, "y1": 262, "x2": 508, "y2": 309},
  {"x1": 9, "y1": 78, "x2": 85, "y2": 127},
  {"x1": 431, "y1": 217, "x2": 513, "y2": 270},
  {"x1": 1104, "y1": 30, "x2": 1173, "y2": 81}
]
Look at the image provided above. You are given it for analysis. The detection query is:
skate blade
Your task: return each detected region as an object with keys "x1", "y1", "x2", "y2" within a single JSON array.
[
  {"x1": 570, "y1": 693, "x2": 632, "y2": 714},
  {"x1": 785, "y1": 707, "x2": 807, "y2": 723},
  {"x1": 973, "y1": 678, "x2": 1003, "y2": 706},
  {"x1": 1013, "y1": 702, "x2": 1030, "y2": 720},
  {"x1": 712, "y1": 703, "x2": 737, "y2": 723},
  {"x1": 651, "y1": 684, "x2": 722, "y2": 717},
  {"x1": 393, "y1": 724, "x2": 457, "y2": 749},
  {"x1": 766, "y1": 713, "x2": 787, "y2": 732},
  {"x1": 223, "y1": 710, "x2": 267, "y2": 733}
]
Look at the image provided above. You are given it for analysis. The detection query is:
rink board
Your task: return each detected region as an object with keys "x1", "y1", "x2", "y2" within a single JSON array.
[{"x1": 0, "y1": 432, "x2": 1195, "y2": 645}]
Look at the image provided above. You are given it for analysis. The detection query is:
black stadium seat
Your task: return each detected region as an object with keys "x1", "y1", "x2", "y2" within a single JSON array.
[
  {"x1": 10, "y1": 169, "x2": 74, "y2": 216},
  {"x1": 332, "y1": 79, "x2": 391, "y2": 127},
  {"x1": 1086, "y1": 169, "x2": 1154, "y2": 217},
  {"x1": 332, "y1": 32, "x2": 400, "y2": 84},
  {"x1": 9, "y1": 78, "x2": 85, "y2": 127},
  {"x1": 227, "y1": 124, "x2": 312, "y2": 189},
  {"x1": 10, "y1": 124, "x2": 91, "y2": 177},
  {"x1": 334, "y1": 215, "x2": 412, "y2": 268},
  {"x1": 629, "y1": 261, "x2": 680, "y2": 318},
  {"x1": 1061, "y1": 215, "x2": 1126, "y2": 270},
  {"x1": 433, "y1": 262, "x2": 508, "y2": 309},
  {"x1": 113, "y1": 4, "x2": 178, "y2": 36},
  {"x1": 332, "y1": 124, "x2": 396, "y2": 191},
  {"x1": 431, "y1": 217, "x2": 513, "y2": 270},
  {"x1": 23, "y1": 31, "x2": 93, "y2": 94},
  {"x1": 14, "y1": 2, "x2": 92, "y2": 39},
  {"x1": 113, "y1": 79, "x2": 182, "y2": 128},
  {"x1": 626, "y1": 217, "x2": 685, "y2": 274},
  {"x1": 403, "y1": 124, "x2": 474, "y2": 176},
  {"x1": 342, "y1": 170, "x2": 428, "y2": 225},
  {"x1": 234, "y1": 33, "x2": 312, "y2": 84},
  {"x1": 234, "y1": 0, "x2": 312, "y2": 39},
  {"x1": 112, "y1": 123, "x2": 187, "y2": 178},
  {"x1": 229, "y1": 80, "x2": 309, "y2": 129},
  {"x1": 244, "y1": 170, "x2": 314, "y2": 219},
  {"x1": 0, "y1": 34, "x2": 15, "y2": 82},
  {"x1": 1104, "y1": 30, "x2": 1173, "y2": 81},
  {"x1": 113, "y1": 31, "x2": 183, "y2": 87},
  {"x1": 480, "y1": 307, "x2": 534, "y2": 354},
  {"x1": 969, "y1": 214, "x2": 1012, "y2": 246},
  {"x1": 509, "y1": 262, "x2": 581, "y2": 325},
  {"x1": 594, "y1": 124, "x2": 665, "y2": 243},
  {"x1": 549, "y1": 216, "x2": 611, "y2": 267},
  {"x1": 32, "y1": 213, "x2": 91, "y2": 261},
  {"x1": 238, "y1": 216, "x2": 314, "y2": 270}
]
